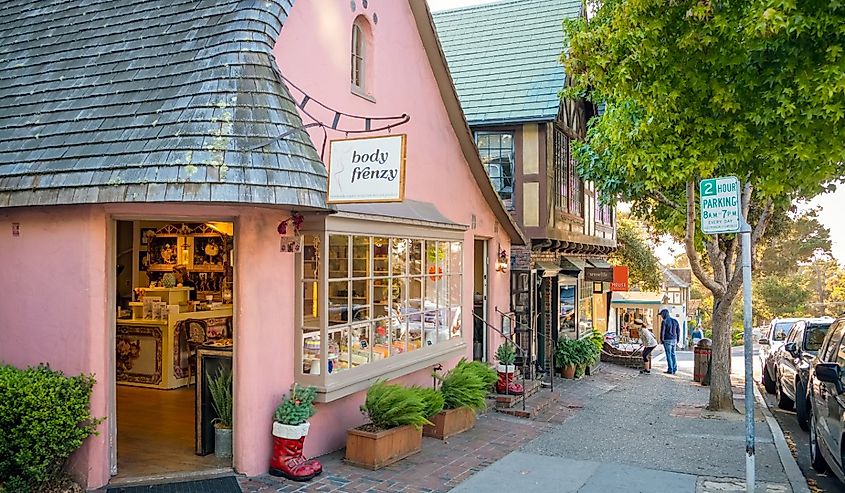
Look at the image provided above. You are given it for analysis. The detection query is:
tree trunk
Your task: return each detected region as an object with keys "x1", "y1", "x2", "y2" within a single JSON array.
[{"x1": 708, "y1": 298, "x2": 736, "y2": 412}]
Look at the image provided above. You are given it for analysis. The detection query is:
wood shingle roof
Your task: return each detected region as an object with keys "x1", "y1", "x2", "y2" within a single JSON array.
[{"x1": 0, "y1": 0, "x2": 328, "y2": 209}]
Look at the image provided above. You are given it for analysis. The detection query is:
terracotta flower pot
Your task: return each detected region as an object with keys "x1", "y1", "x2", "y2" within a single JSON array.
[
  {"x1": 423, "y1": 406, "x2": 477, "y2": 440},
  {"x1": 562, "y1": 364, "x2": 576, "y2": 379},
  {"x1": 345, "y1": 424, "x2": 422, "y2": 470}
]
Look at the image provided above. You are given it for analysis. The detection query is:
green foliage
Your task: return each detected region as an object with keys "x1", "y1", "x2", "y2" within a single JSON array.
[
  {"x1": 208, "y1": 366, "x2": 232, "y2": 428},
  {"x1": 757, "y1": 209, "x2": 832, "y2": 277},
  {"x1": 554, "y1": 338, "x2": 579, "y2": 369},
  {"x1": 273, "y1": 384, "x2": 317, "y2": 426},
  {"x1": 590, "y1": 329, "x2": 605, "y2": 357},
  {"x1": 495, "y1": 341, "x2": 516, "y2": 366},
  {"x1": 436, "y1": 359, "x2": 497, "y2": 411},
  {"x1": 361, "y1": 380, "x2": 432, "y2": 430},
  {"x1": 609, "y1": 216, "x2": 661, "y2": 291},
  {"x1": 0, "y1": 364, "x2": 101, "y2": 492},
  {"x1": 409, "y1": 386, "x2": 445, "y2": 418}
]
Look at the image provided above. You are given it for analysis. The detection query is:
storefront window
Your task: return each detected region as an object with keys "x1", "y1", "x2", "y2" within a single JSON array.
[
  {"x1": 559, "y1": 284, "x2": 577, "y2": 337},
  {"x1": 301, "y1": 234, "x2": 463, "y2": 380},
  {"x1": 578, "y1": 280, "x2": 593, "y2": 338}
]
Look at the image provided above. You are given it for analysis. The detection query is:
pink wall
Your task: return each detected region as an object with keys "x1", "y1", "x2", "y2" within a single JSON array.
[
  {"x1": 276, "y1": 0, "x2": 513, "y2": 458},
  {"x1": 0, "y1": 205, "x2": 110, "y2": 489}
]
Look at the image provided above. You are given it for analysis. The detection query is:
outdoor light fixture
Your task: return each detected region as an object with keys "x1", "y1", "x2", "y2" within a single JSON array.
[{"x1": 496, "y1": 246, "x2": 508, "y2": 273}]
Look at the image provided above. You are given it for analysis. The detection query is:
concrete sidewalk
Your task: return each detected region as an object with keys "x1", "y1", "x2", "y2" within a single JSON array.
[{"x1": 454, "y1": 361, "x2": 797, "y2": 493}]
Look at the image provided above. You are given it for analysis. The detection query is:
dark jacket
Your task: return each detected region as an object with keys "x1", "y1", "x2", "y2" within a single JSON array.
[{"x1": 661, "y1": 316, "x2": 680, "y2": 342}]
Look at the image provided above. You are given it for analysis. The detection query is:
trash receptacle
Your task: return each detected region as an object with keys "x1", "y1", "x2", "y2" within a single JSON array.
[{"x1": 693, "y1": 338, "x2": 712, "y2": 383}]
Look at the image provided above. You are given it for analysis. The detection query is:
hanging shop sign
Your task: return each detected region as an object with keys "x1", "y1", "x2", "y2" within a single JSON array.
[
  {"x1": 584, "y1": 267, "x2": 613, "y2": 282},
  {"x1": 610, "y1": 265, "x2": 629, "y2": 292},
  {"x1": 327, "y1": 134, "x2": 407, "y2": 204},
  {"x1": 699, "y1": 176, "x2": 741, "y2": 234}
]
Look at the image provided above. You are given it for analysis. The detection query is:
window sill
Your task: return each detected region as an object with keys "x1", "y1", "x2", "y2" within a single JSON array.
[
  {"x1": 303, "y1": 339, "x2": 467, "y2": 403},
  {"x1": 555, "y1": 209, "x2": 585, "y2": 223},
  {"x1": 351, "y1": 84, "x2": 376, "y2": 104}
]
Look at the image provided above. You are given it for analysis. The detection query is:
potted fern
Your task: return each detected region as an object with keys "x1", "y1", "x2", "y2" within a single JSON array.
[
  {"x1": 495, "y1": 340, "x2": 523, "y2": 395},
  {"x1": 554, "y1": 338, "x2": 578, "y2": 379},
  {"x1": 345, "y1": 380, "x2": 432, "y2": 470},
  {"x1": 269, "y1": 385, "x2": 322, "y2": 481},
  {"x1": 425, "y1": 359, "x2": 496, "y2": 440},
  {"x1": 208, "y1": 366, "x2": 233, "y2": 459}
]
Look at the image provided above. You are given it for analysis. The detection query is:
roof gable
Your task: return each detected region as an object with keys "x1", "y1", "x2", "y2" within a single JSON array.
[
  {"x1": 0, "y1": 0, "x2": 327, "y2": 209},
  {"x1": 432, "y1": 0, "x2": 582, "y2": 126}
]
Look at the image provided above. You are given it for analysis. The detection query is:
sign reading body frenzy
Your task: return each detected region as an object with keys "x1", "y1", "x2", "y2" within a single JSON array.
[
  {"x1": 328, "y1": 134, "x2": 407, "y2": 203},
  {"x1": 699, "y1": 176, "x2": 741, "y2": 234}
]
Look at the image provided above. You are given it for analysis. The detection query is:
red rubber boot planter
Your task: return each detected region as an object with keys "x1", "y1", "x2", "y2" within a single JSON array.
[
  {"x1": 269, "y1": 423, "x2": 322, "y2": 481},
  {"x1": 496, "y1": 364, "x2": 523, "y2": 395}
]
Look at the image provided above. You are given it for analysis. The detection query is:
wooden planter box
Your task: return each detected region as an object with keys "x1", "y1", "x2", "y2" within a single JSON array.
[
  {"x1": 423, "y1": 406, "x2": 477, "y2": 440},
  {"x1": 345, "y1": 424, "x2": 422, "y2": 470}
]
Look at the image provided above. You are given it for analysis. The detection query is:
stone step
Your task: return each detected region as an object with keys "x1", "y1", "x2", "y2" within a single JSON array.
[
  {"x1": 496, "y1": 391, "x2": 559, "y2": 419},
  {"x1": 493, "y1": 379, "x2": 543, "y2": 409}
]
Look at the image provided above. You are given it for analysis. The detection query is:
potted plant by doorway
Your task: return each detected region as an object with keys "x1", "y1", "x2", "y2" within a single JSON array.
[
  {"x1": 269, "y1": 384, "x2": 322, "y2": 481},
  {"x1": 345, "y1": 380, "x2": 431, "y2": 470},
  {"x1": 495, "y1": 341, "x2": 523, "y2": 395},
  {"x1": 554, "y1": 338, "x2": 578, "y2": 379},
  {"x1": 425, "y1": 359, "x2": 497, "y2": 440},
  {"x1": 208, "y1": 366, "x2": 233, "y2": 459}
]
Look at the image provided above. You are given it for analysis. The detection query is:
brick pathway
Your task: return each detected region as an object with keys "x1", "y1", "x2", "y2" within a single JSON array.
[{"x1": 238, "y1": 378, "x2": 600, "y2": 493}]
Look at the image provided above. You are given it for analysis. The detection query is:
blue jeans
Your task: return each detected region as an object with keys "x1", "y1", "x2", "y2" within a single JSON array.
[{"x1": 663, "y1": 340, "x2": 677, "y2": 373}]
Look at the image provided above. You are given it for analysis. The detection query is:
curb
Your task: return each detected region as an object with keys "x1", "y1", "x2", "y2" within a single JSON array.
[{"x1": 752, "y1": 382, "x2": 811, "y2": 493}]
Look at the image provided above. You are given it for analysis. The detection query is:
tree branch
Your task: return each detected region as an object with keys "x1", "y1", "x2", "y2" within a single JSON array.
[
  {"x1": 685, "y1": 179, "x2": 725, "y2": 296},
  {"x1": 654, "y1": 189, "x2": 683, "y2": 210}
]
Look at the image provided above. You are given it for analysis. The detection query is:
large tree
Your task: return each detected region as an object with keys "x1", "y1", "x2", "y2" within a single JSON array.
[
  {"x1": 610, "y1": 216, "x2": 662, "y2": 291},
  {"x1": 563, "y1": 0, "x2": 845, "y2": 410}
]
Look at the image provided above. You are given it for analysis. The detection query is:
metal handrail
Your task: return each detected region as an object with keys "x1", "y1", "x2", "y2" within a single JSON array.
[{"x1": 472, "y1": 312, "x2": 527, "y2": 412}]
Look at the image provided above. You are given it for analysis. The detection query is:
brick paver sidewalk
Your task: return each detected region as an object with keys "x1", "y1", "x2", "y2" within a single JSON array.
[{"x1": 237, "y1": 375, "x2": 608, "y2": 493}]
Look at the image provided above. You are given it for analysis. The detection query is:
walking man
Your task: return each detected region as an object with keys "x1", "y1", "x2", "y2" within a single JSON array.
[{"x1": 660, "y1": 308, "x2": 679, "y2": 374}]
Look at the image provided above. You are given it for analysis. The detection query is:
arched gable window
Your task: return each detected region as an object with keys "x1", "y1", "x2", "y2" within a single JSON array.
[{"x1": 351, "y1": 16, "x2": 372, "y2": 94}]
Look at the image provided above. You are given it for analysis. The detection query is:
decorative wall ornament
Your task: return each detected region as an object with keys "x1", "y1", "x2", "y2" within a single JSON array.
[{"x1": 496, "y1": 246, "x2": 509, "y2": 273}]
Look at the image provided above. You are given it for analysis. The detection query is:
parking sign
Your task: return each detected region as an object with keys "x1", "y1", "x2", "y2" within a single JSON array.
[{"x1": 700, "y1": 176, "x2": 741, "y2": 234}]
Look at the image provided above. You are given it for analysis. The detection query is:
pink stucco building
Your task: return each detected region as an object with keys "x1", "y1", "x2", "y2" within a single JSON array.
[{"x1": 0, "y1": 0, "x2": 522, "y2": 489}]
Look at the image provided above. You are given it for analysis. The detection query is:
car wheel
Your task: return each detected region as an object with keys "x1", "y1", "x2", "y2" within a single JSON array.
[
  {"x1": 810, "y1": 412, "x2": 828, "y2": 473},
  {"x1": 795, "y1": 380, "x2": 809, "y2": 431},
  {"x1": 776, "y1": 378, "x2": 794, "y2": 410},
  {"x1": 763, "y1": 365, "x2": 776, "y2": 394}
]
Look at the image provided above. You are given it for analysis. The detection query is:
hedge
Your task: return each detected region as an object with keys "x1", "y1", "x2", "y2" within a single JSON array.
[{"x1": 0, "y1": 364, "x2": 101, "y2": 492}]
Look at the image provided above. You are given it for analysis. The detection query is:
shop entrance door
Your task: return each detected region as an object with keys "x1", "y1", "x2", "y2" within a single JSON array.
[
  {"x1": 110, "y1": 219, "x2": 235, "y2": 482},
  {"x1": 472, "y1": 239, "x2": 488, "y2": 361}
]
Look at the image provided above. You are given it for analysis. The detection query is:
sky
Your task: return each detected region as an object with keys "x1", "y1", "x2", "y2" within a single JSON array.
[{"x1": 425, "y1": 0, "x2": 845, "y2": 265}]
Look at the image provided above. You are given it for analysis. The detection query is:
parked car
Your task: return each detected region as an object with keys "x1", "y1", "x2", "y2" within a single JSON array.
[
  {"x1": 772, "y1": 318, "x2": 833, "y2": 430},
  {"x1": 807, "y1": 317, "x2": 845, "y2": 483},
  {"x1": 760, "y1": 318, "x2": 801, "y2": 393}
]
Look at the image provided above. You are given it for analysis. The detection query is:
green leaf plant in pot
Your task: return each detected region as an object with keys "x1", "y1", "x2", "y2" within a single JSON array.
[
  {"x1": 269, "y1": 384, "x2": 322, "y2": 482},
  {"x1": 554, "y1": 338, "x2": 579, "y2": 379},
  {"x1": 208, "y1": 365, "x2": 233, "y2": 459},
  {"x1": 495, "y1": 340, "x2": 523, "y2": 395},
  {"x1": 425, "y1": 359, "x2": 497, "y2": 440},
  {"x1": 345, "y1": 380, "x2": 432, "y2": 470},
  {"x1": 572, "y1": 338, "x2": 596, "y2": 379}
]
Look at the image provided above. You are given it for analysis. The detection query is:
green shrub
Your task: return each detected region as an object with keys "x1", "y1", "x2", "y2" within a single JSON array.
[
  {"x1": 208, "y1": 366, "x2": 232, "y2": 428},
  {"x1": 495, "y1": 341, "x2": 516, "y2": 366},
  {"x1": 273, "y1": 384, "x2": 317, "y2": 426},
  {"x1": 361, "y1": 380, "x2": 432, "y2": 430},
  {"x1": 436, "y1": 359, "x2": 495, "y2": 411},
  {"x1": 573, "y1": 338, "x2": 597, "y2": 366},
  {"x1": 0, "y1": 364, "x2": 101, "y2": 492},
  {"x1": 590, "y1": 329, "x2": 604, "y2": 356},
  {"x1": 554, "y1": 338, "x2": 579, "y2": 369},
  {"x1": 409, "y1": 386, "x2": 444, "y2": 418}
]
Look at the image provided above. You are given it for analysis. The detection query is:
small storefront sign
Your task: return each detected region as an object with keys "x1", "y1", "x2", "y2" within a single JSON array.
[
  {"x1": 280, "y1": 235, "x2": 302, "y2": 253},
  {"x1": 584, "y1": 267, "x2": 613, "y2": 282},
  {"x1": 610, "y1": 265, "x2": 629, "y2": 292},
  {"x1": 699, "y1": 176, "x2": 741, "y2": 234},
  {"x1": 328, "y1": 134, "x2": 406, "y2": 203}
]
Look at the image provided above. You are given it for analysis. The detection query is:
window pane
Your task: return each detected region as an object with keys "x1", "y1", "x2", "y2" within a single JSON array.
[
  {"x1": 373, "y1": 278, "x2": 389, "y2": 319},
  {"x1": 302, "y1": 281, "x2": 320, "y2": 328},
  {"x1": 352, "y1": 236, "x2": 370, "y2": 278},
  {"x1": 390, "y1": 277, "x2": 406, "y2": 316},
  {"x1": 388, "y1": 317, "x2": 407, "y2": 355},
  {"x1": 328, "y1": 328, "x2": 349, "y2": 374},
  {"x1": 373, "y1": 237, "x2": 389, "y2": 276},
  {"x1": 329, "y1": 235, "x2": 349, "y2": 279},
  {"x1": 350, "y1": 322, "x2": 371, "y2": 369},
  {"x1": 408, "y1": 277, "x2": 423, "y2": 312},
  {"x1": 303, "y1": 235, "x2": 320, "y2": 280},
  {"x1": 351, "y1": 279, "x2": 370, "y2": 321},
  {"x1": 409, "y1": 240, "x2": 423, "y2": 275},
  {"x1": 437, "y1": 241, "x2": 449, "y2": 276},
  {"x1": 373, "y1": 320, "x2": 390, "y2": 360},
  {"x1": 328, "y1": 280, "x2": 349, "y2": 326},
  {"x1": 450, "y1": 242, "x2": 462, "y2": 274},
  {"x1": 391, "y1": 238, "x2": 408, "y2": 276},
  {"x1": 450, "y1": 306, "x2": 462, "y2": 340},
  {"x1": 302, "y1": 330, "x2": 320, "y2": 374}
]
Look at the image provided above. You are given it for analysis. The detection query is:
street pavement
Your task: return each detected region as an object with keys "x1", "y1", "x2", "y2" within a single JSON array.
[{"x1": 453, "y1": 348, "x2": 800, "y2": 493}]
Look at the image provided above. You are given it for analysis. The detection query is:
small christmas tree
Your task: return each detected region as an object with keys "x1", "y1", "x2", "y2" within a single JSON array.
[{"x1": 273, "y1": 384, "x2": 317, "y2": 426}]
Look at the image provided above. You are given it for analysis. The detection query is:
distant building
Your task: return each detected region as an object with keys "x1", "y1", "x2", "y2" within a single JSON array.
[{"x1": 661, "y1": 267, "x2": 693, "y2": 345}]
